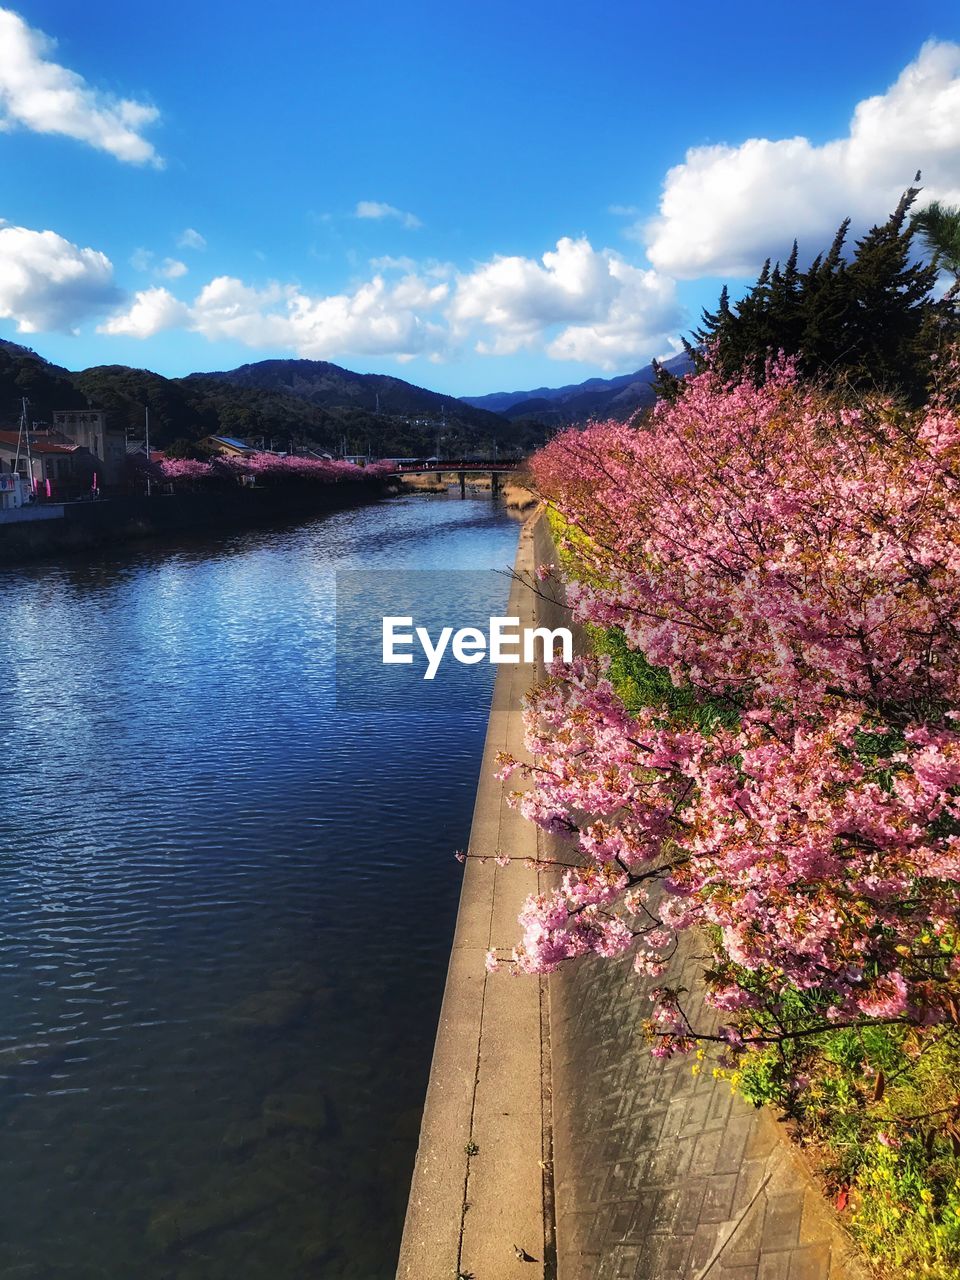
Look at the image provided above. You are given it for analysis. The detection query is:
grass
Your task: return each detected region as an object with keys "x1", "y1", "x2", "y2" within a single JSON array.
[{"x1": 736, "y1": 1026, "x2": 960, "y2": 1277}]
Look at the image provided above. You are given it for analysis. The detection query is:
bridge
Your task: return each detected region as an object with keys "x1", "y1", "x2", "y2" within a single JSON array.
[{"x1": 389, "y1": 458, "x2": 520, "y2": 496}]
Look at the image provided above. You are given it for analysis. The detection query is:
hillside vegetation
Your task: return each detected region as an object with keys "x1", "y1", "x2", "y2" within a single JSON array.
[{"x1": 0, "y1": 343, "x2": 538, "y2": 457}]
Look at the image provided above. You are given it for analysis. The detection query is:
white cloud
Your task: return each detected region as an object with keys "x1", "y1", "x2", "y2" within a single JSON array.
[
  {"x1": 177, "y1": 228, "x2": 206, "y2": 251},
  {"x1": 0, "y1": 7, "x2": 161, "y2": 165},
  {"x1": 158, "y1": 257, "x2": 187, "y2": 279},
  {"x1": 99, "y1": 271, "x2": 450, "y2": 360},
  {"x1": 643, "y1": 40, "x2": 960, "y2": 278},
  {"x1": 545, "y1": 265, "x2": 684, "y2": 367},
  {"x1": 369, "y1": 254, "x2": 418, "y2": 272},
  {"x1": 0, "y1": 224, "x2": 119, "y2": 331},
  {"x1": 98, "y1": 286, "x2": 189, "y2": 338},
  {"x1": 355, "y1": 200, "x2": 422, "y2": 230},
  {"x1": 7, "y1": 217, "x2": 679, "y2": 370},
  {"x1": 451, "y1": 236, "x2": 682, "y2": 366},
  {"x1": 97, "y1": 238, "x2": 681, "y2": 370}
]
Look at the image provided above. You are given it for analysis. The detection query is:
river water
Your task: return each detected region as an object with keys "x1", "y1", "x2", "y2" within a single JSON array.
[{"x1": 0, "y1": 493, "x2": 521, "y2": 1280}]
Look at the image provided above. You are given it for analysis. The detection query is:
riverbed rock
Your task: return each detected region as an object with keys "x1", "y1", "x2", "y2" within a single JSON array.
[
  {"x1": 147, "y1": 1168, "x2": 284, "y2": 1253},
  {"x1": 261, "y1": 1090, "x2": 333, "y2": 1136},
  {"x1": 220, "y1": 1116, "x2": 272, "y2": 1156},
  {"x1": 223, "y1": 988, "x2": 309, "y2": 1033}
]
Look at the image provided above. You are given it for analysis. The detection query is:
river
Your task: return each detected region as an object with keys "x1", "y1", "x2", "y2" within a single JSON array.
[{"x1": 0, "y1": 492, "x2": 521, "y2": 1280}]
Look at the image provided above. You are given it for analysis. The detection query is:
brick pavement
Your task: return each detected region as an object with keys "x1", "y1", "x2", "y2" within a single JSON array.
[{"x1": 547, "y1": 928, "x2": 869, "y2": 1280}]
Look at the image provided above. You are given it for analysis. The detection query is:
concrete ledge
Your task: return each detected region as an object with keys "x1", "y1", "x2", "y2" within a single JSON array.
[{"x1": 397, "y1": 514, "x2": 554, "y2": 1280}]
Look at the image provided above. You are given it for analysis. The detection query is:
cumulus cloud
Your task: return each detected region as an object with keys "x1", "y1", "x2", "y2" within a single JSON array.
[
  {"x1": 0, "y1": 7, "x2": 161, "y2": 165},
  {"x1": 98, "y1": 286, "x2": 189, "y2": 338},
  {"x1": 451, "y1": 236, "x2": 682, "y2": 366},
  {"x1": 6, "y1": 217, "x2": 679, "y2": 370},
  {"x1": 177, "y1": 228, "x2": 206, "y2": 251},
  {"x1": 643, "y1": 40, "x2": 960, "y2": 278},
  {"x1": 0, "y1": 224, "x2": 119, "y2": 331},
  {"x1": 355, "y1": 201, "x2": 422, "y2": 230},
  {"x1": 96, "y1": 237, "x2": 681, "y2": 369},
  {"x1": 99, "y1": 271, "x2": 450, "y2": 360}
]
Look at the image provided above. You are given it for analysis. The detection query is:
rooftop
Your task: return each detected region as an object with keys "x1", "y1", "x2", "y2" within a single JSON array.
[{"x1": 0, "y1": 431, "x2": 82, "y2": 455}]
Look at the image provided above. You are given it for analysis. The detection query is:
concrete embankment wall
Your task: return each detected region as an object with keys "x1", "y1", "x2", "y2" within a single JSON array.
[
  {"x1": 399, "y1": 508, "x2": 869, "y2": 1280},
  {"x1": 397, "y1": 515, "x2": 554, "y2": 1280},
  {"x1": 0, "y1": 483, "x2": 388, "y2": 563}
]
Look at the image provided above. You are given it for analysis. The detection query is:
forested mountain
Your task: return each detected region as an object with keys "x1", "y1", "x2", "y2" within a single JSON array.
[
  {"x1": 0, "y1": 342, "x2": 537, "y2": 456},
  {"x1": 187, "y1": 359, "x2": 498, "y2": 428}
]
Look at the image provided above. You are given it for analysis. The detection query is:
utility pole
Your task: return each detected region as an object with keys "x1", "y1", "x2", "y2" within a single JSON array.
[
  {"x1": 145, "y1": 405, "x2": 152, "y2": 496},
  {"x1": 14, "y1": 397, "x2": 34, "y2": 494},
  {"x1": 13, "y1": 397, "x2": 25, "y2": 476}
]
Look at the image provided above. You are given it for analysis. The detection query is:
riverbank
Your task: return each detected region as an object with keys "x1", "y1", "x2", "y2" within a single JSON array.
[
  {"x1": 399, "y1": 508, "x2": 870, "y2": 1280},
  {"x1": 397, "y1": 512, "x2": 553, "y2": 1280},
  {"x1": 0, "y1": 480, "x2": 395, "y2": 563}
]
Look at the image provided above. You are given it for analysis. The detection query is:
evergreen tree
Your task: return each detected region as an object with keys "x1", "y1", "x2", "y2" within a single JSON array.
[{"x1": 692, "y1": 187, "x2": 955, "y2": 402}]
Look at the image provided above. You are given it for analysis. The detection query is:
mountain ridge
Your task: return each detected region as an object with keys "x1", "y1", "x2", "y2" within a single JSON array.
[{"x1": 461, "y1": 352, "x2": 692, "y2": 423}]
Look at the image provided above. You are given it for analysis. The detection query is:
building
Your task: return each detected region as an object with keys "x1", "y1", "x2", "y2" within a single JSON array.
[
  {"x1": 198, "y1": 435, "x2": 257, "y2": 457},
  {"x1": 0, "y1": 431, "x2": 97, "y2": 495},
  {"x1": 0, "y1": 472, "x2": 28, "y2": 511},
  {"x1": 51, "y1": 409, "x2": 127, "y2": 485}
]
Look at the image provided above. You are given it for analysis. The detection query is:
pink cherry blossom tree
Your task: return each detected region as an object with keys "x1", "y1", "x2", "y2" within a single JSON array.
[{"x1": 493, "y1": 355, "x2": 960, "y2": 1082}]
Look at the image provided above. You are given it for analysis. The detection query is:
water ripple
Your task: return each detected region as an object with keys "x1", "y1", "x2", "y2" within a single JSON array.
[{"x1": 0, "y1": 494, "x2": 520, "y2": 1279}]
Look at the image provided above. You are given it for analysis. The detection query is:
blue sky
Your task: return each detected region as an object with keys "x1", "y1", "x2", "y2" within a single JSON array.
[{"x1": 1, "y1": 0, "x2": 959, "y2": 395}]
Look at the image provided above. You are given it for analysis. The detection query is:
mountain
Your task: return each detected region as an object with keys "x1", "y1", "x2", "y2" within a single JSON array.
[
  {"x1": 0, "y1": 339, "x2": 88, "y2": 421},
  {"x1": 0, "y1": 342, "x2": 537, "y2": 457},
  {"x1": 461, "y1": 352, "x2": 693, "y2": 424},
  {"x1": 0, "y1": 337, "x2": 691, "y2": 455},
  {"x1": 185, "y1": 358, "x2": 503, "y2": 436}
]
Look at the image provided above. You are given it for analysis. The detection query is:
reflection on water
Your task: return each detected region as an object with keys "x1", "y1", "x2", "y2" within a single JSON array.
[{"x1": 0, "y1": 494, "x2": 520, "y2": 1280}]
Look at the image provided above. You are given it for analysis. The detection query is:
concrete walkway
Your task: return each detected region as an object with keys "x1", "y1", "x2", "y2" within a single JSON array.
[
  {"x1": 398, "y1": 511, "x2": 868, "y2": 1280},
  {"x1": 397, "y1": 516, "x2": 553, "y2": 1280}
]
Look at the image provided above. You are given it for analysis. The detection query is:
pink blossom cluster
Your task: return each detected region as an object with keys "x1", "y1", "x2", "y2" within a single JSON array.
[
  {"x1": 136, "y1": 452, "x2": 394, "y2": 490},
  {"x1": 531, "y1": 360, "x2": 960, "y2": 716},
  {"x1": 500, "y1": 358, "x2": 960, "y2": 1061}
]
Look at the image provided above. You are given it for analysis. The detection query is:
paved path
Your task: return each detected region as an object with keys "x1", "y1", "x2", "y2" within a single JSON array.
[
  {"x1": 399, "y1": 511, "x2": 868, "y2": 1280},
  {"x1": 397, "y1": 518, "x2": 553, "y2": 1280},
  {"x1": 548, "y1": 933, "x2": 867, "y2": 1280}
]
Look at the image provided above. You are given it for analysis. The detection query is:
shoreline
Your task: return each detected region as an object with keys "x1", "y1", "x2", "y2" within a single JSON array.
[
  {"x1": 0, "y1": 481, "x2": 395, "y2": 565},
  {"x1": 396, "y1": 511, "x2": 555, "y2": 1280}
]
